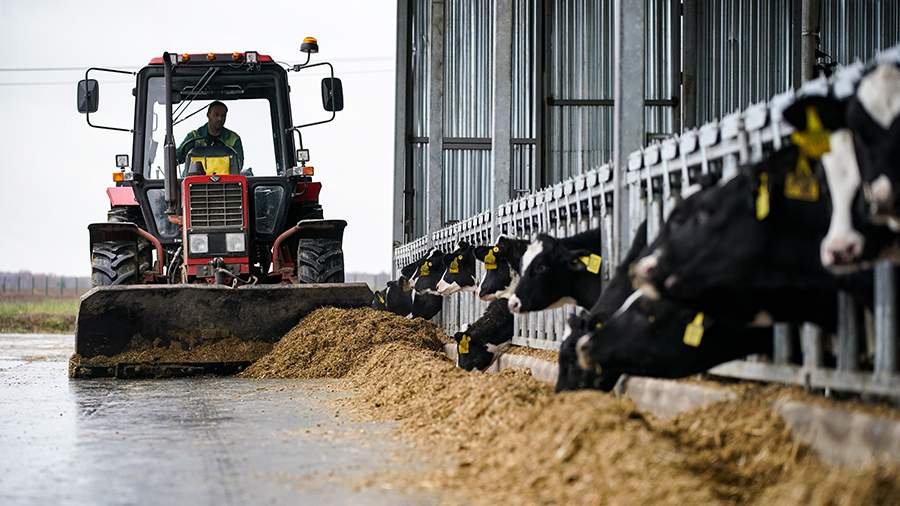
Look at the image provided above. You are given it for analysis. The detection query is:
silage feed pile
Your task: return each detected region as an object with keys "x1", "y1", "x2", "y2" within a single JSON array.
[
  {"x1": 247, "y1": 307, "x2": 900, "y2": 505},
  {"x1": 239, "y1": 307, "x2": 446, "y2": 379},
  {"x1": 70, "y1": 337, "x2": 273, "y2": 367}
]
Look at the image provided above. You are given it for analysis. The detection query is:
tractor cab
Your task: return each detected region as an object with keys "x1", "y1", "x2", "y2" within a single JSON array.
[{"x1": 77, "y1": 41, "x2": 348, "y2": 286}]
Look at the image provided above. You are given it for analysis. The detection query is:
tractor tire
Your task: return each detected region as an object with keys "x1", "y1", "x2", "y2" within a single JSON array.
[
  {"x1": 91, "y1": 240, "x2": 151, "y2": 287},
  {"x1": 295, "y1": 239, "x2": 345, "y2": 284}
]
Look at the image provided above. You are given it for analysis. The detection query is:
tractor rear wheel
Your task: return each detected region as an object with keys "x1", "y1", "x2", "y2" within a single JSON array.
[
  {"x1": 91, "y1": 240, "x2": 151, "y2": 287},
  {"x1": 295, "y1": 239, "x2": 345, "y2": 284}
]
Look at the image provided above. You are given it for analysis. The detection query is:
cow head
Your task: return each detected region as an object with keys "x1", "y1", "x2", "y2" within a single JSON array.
[
  {"x1": 371, "y1": 289, "x2": 387, "y2": 310},
  {"x1": 555, "y1": 310, "x2": 609, "y2": 392},
  {"x1": 474, "y1": 236, "x2": 529, "y2": 301},
  {"x1": 632, "y1": 174, "x2": 766, "y2": 302},
  {"x1": 508, "y1": 234, "x2": 592, "y2": 313},
  {"x1": 383, "y1": 277, "x2": 413, "y2": 316},
  {"x1": 411, "y1": 249, "x2": 447, "y2": 294},
  {"x1": 436, "y1": 241, "x2": 477, "y2": 295},
  {"x1": 453, "y1": 331, "x2": 500, "y2": 371}
]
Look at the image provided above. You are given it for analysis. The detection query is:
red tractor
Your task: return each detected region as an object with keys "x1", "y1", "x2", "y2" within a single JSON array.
[{"x1": 72, "y1": 39, "x2": 371, "y2": 378}]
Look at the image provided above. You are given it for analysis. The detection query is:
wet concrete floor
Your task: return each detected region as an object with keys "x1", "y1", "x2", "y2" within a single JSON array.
[{"x1": 0, "y1": 334, "x2": 436, "y2": 506}]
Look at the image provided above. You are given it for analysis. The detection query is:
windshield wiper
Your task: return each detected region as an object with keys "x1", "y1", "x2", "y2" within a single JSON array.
[{"x1": 173, "y1": 67, "x2": 218, "y2": 123}]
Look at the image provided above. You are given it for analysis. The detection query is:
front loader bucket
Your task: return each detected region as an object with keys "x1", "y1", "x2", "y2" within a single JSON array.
[{"x1": 69, "y1": 283, "x2": 373, "y2": 379}]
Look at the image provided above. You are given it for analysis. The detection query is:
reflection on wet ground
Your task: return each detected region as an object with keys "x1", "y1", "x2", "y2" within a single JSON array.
[{"x1": 0, "y1": 334, "x2": 434, "y2": 505}]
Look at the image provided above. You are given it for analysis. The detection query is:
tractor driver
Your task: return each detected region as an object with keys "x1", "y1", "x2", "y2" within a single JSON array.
[{"x1": 176, "y1": 101, "x2": 244, "y2": 170}]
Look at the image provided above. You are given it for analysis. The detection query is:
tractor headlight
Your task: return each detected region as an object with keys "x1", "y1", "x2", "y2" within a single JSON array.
[
  {"x1": 189, "y1": 234, "x2": 209, "y2": 254},
  {"x1": 225, "y1": 233, "x2": 245, "y2": 253}
]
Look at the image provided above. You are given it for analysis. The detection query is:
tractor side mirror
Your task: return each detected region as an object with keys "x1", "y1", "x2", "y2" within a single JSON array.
[
  {"x1": 321, "y1": 77, "x2": 343, "y2": 112},
  {"x1": 77, "y1": 79, "x2": 99, "y2": 113}
]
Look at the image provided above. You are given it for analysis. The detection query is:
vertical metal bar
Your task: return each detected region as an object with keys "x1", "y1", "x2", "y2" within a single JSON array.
[
  {"x1": 875, "y1": 260, "x2": 897, "y2": 376},
  {"x1": 801, "y1": 0, "x2": 821, "y2": 82},
  {"x1": 801, "y1": 323, "x2": 824, "y2": 371},
  {"x1": 394, "y1": 0, "x2": 412, "y2": 264},
  {"x1": 836, "y1": 291, "x2": 859, "y2": 372},
  {"x1": 534, "y1": 0, "x2": 549, "y2": 191},
  {"x1": 773, "y1": 323, "x2": 793, "y2": 364},
  {"x1": 427, "y1": 0, "x2": 446, "y2": 238},
  {"x1": 613, "y1": 0, "x2": 645, "y2": 264},
  {"x1": 492, "y1": 0, "x2": 513, "y2": 241},
  {"x1": 682, "y1": 0, "x2": 697, "y2": 129}
]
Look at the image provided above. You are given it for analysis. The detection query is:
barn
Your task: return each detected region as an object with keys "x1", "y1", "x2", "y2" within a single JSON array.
[{"x1": 390, "y1": 0, "x2": 900, "y2": 397}]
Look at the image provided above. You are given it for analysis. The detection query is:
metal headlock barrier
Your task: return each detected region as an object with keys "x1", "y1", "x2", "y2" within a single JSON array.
[{"x1": 394, "y1": 46, "x2": 900, "y2": 398}]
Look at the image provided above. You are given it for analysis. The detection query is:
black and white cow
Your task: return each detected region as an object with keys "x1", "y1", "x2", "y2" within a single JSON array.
[
  {"x1": 436, "y1": 241, "x2": 478, "y2": 296},
  {"x1": 631, "y1": 135, "x2": 873, "y2": 334},
  {"x1": 473, "y1": 236, "x2": 529, "y2": 301},
  {"x1": 571, "y1": 292, "x2": 773, "y2": 390},
  {"x1": 375, "y1": 278, "x2": 414, "y2": 316},
  {"x1": 820, "y1": 63, "x2": 900, "y2": 267},
  {"x1": 452, "y1": 298, "x2": 515, "y2": 371},
  {"x1": 392, "y1": 253, "x2": 445, "y2": 320},
  {"x1": 556, "y1": 220, "x2": 649, "y2": 392},
  {"x1": 411, "y1": 248, "x2": 448, "y2": 295},
  {"x1": 508, "y1": 226, "x2": 604, "y2": 313}
]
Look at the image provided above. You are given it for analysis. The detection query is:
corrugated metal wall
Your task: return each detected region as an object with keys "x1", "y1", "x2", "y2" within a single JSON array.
[
  {"x1": 546, "y1": 0, "x2": 676, "y2": 183},
  {"x1": 442, "y1": 0, "x2": 494, "y2": 223},
  {"x1": 511, "y1": 0, "x2": 536, "y2": 196},
  {"x1": 403, "y1": 0, "x2": 899, "y2": 241},
  {"x1": 820, "y1": 0, "x2": 900, "y2": 66},
  {"x1": 694, "y1": 0, "x2": 798, "y2": 124}
]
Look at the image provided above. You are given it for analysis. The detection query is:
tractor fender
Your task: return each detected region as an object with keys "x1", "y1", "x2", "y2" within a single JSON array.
[
  {"x1": 295, "y1": 219, "x2": 347, "y2": 242},
  {"x1": 106, "y1": 186, "x2": 139, "y2": 206}
]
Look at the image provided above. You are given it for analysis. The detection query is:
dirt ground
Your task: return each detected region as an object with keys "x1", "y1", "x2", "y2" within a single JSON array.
[{"x1": 246, "y1": 307, "x2": 900, "y2": 506}]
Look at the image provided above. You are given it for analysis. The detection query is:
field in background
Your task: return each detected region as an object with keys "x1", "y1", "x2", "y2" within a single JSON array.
[{"x1": 0, "y1": 294, "x2": 79, "y2": 333}]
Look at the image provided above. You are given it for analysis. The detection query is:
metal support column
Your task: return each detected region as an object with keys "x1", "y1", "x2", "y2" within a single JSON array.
[
  {"x1": 393, "y1": 0, "x2": 412, "y2": 270},
  {"x1": 491, "y1": 0, "x2": 513, "y2": 241},
  {"x1": 681, "y1": 0, "x2": 697, "y2": 129},
  {"x1": 801, "y1": 0, "x2": 821, "y2": 82},
  {"x1": 612, "y1": 0, "x2": 645, "y2": 263},
  {"x1": 534, "y1": 0, "x2": 550, "y2": 192},
  {"x1": 426, "y1": 0, "x2": 445, "y2": 239}
]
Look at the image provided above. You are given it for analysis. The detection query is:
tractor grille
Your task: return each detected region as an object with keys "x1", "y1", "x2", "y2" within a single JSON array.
[{"x1": 188, "y1": 182, "x2": 244, "y2": 229}]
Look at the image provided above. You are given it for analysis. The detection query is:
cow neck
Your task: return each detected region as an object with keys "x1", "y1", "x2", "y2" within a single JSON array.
[{"x1": 571, "y1": 269, "x2": 605, "y2": 309}]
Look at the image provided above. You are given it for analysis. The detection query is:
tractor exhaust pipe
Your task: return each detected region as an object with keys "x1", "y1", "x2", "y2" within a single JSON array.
[{"x1": 162, "y1": 52, "x2": 180, "y2": 218}]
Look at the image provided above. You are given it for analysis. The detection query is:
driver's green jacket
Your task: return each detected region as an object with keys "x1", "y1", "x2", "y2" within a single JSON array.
[{"x1": 176, "y1": 124, "x2": 244, "y2": 169}]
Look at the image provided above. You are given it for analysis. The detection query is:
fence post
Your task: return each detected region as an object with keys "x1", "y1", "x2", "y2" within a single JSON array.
[
  {"x1": 874, "y1": 260, "x2": 897, "y2": 377},
  {"x1": 45, "y1": 275, "x2": 49, "y2": 296}
]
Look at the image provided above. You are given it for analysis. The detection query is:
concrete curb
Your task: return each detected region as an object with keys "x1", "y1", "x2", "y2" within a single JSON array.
[
  {"x1": 775, "y1": 399, "x2": 900, "y2": 467},
  {"x1": 443, "y1": 343, "x2": 900, "y2": 466}
]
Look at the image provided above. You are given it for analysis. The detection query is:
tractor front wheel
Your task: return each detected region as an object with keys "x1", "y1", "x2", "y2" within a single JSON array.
[
  {"x1": 91, "y1": 241, "x2": 151, "y2": 287},
  {"x1": 295, "y1": 239, "x2": 345, "y2": 284}
]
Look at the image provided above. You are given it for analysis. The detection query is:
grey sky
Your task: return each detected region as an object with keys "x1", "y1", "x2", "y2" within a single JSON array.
[{"x1": 0, "y1": 0, "x2": 397, "y2": 276}]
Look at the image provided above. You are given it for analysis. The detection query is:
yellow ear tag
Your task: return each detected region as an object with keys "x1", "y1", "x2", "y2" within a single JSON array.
[
  {"x1": 579, "y1": 254, "x2": 602, "y2": 274},
  {"x1": 784, "y1": 153, "x2": 820, "y2": 202},
  {"x1": 377, "y1": 292, "x2": 385, "y2": 304},
  {"x1": 594, "y1": 321, "x2": 604, "y2": 330},
  {"x1": 458, "y1": 334, "x2": 470, "y2": 354},
  {"x1": 683, "y1": 313, "x2": 705, "y2": 347},
  {"x1": 420, "y1": 261, "x2": 431, "y2": 277},
  {"x1": 756, "y1": 172, "x2": 770, "y2": 221},
  {"x1": 790, "y1": 106, "x2": 831, "y2": 160},
  {"x1": 449, "y1": 256, "x2": 460, "y2": 274},
  {"x1": 484, "y1": 248, "x2": 498, "y2": 270}
]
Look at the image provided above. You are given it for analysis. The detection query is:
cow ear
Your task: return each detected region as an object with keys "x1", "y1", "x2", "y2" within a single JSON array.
[
  {"x1": 783, "y1": 96, "x2": 847, "y2": 132},
  {"x1": 452, "y1": 332, "x2": 463, "y2": 343},
  {"x1": 473, "y1": 246, "x2": 489, "y2": 261},
  {"x1": 568, "y1": 249, "x2": 591, "y2": 271}
]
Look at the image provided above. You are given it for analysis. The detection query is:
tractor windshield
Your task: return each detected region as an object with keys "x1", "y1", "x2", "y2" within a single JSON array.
[{"x1": 142, "y1": 74, "x2": 281, "y2": 179}]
